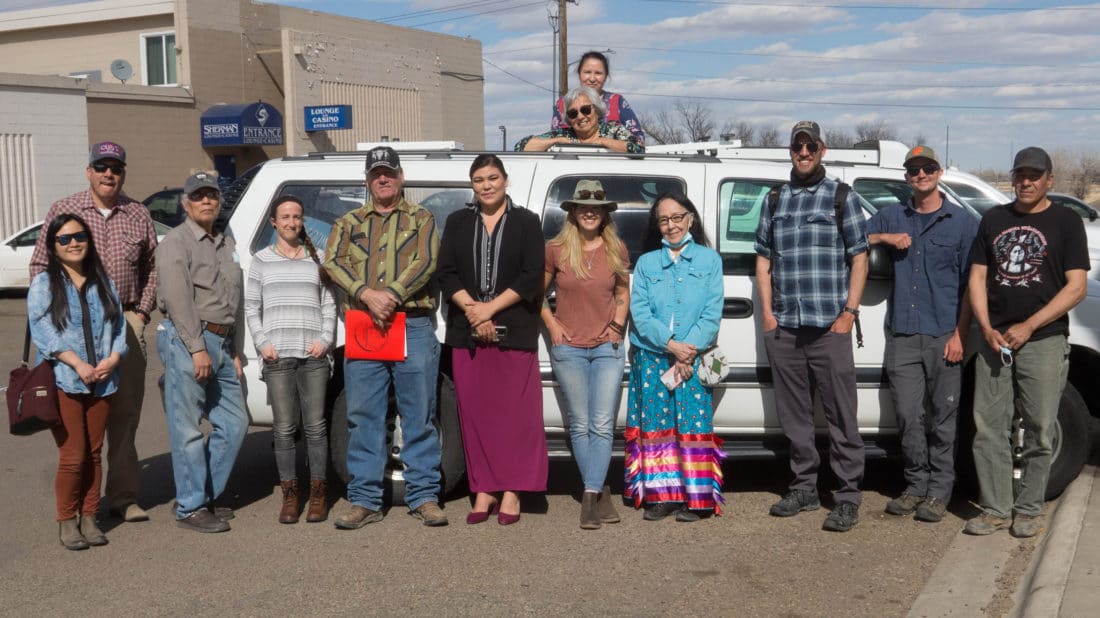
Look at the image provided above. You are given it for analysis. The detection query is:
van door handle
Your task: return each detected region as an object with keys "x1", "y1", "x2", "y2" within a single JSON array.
[{"x1": 723, "y1": 297, "x2": 753, "y2": 319}]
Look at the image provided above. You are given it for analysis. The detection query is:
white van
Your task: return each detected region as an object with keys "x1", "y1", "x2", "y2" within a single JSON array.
[{"x1": 223, "y1": 147, "x2": 1099, "y2": 502}]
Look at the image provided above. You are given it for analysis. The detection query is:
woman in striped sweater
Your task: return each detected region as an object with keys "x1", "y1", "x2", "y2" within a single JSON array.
[{"x1": 245, "y1": 195, "x2": 337, "y2": 524}]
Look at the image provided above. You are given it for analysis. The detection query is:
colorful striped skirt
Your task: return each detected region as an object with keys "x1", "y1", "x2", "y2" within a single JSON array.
[{"x1": 624, "y1": 348, "x2": 725, "y2": 513}]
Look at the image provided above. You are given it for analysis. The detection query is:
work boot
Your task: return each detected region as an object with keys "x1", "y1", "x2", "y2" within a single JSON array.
[
  {"x1": 1011, "y1": 514, "x2": 1042, "y2": 538},
  {"x1": 279, "y1": 480, "x2": 300, "y2": 524},
  {"x1": 79, "y1": 515, "x2": 108, "y2": 546},
  {"x1": 914, "y1": 497, "x2": 947, "y2": 523},
  {"x1": 334, "y1": 505, "x2": 384, "y2": 529},
  {"x1": 597, "y1": 485, "x2": 621, "y2": 524},
  {"x1": 580, "y1": 491, "x2": 601, "y2": 530},
  {"x1": 409, "y1": 501, "x2": 449, "y2": 527},
  {"x1": 963, "y1": 511, "x2": 1009, "y2": 536},
  {"x1": 885, "y1": 492, "x2": 925, "y2": 516},
  {"x1": 58, "y1": 517, "x2": 89, "y2": 551},
  {"x1": 306, "y1": 479, "x2": 329, "y2": 523},
  {"x1": 769, "y1": 489, "x2": 821, "y2": 517},
  {"x1": 822, "y1": 501, "x2": 860, "y2": 532}
]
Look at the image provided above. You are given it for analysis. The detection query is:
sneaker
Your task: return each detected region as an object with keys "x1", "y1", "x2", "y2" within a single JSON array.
[
  {"x1": 410, "y1": 501, "x2": 449, "y2": 527},
  {"x1": 1011, "y1": 514, "x2": 1043, "y2": 538},
  {"x1": 334, "y1": 505, "x2": 384, "y2": 530},
  {"x1": 822, "y1": 501, "x2": 860, "y2": 532},
  {"x1": 914, "y1": 497, "x2": 947, "y2": 523},
  {"x1": 963, "y1": 512, "x2": 1010, "y2": 536},
  {"x1": 769, "y1": 489, "x2": 821, "y2": 517},
  {"x1": 885, "y1": 492, "x2": 925, "y2": 516},
  {"x1": 177, "y1": 509, "x2": 231, "y2": 533},
  {"x1": 643, "y1": 502, "x2": 679, "y2": 521}
]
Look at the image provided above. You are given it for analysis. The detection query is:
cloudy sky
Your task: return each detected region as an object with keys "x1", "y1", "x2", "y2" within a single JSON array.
[{"x1": 5, "y1": 0, "x2": 1099, "y2": 170}]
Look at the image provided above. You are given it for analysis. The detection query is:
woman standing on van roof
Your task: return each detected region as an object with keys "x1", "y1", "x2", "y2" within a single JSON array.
[
  {"x1": 551, "y1": 50, "x2": 645, "y2": 146},
  {"x1": 436, "y1": 154, "x2": 548, "y2": 525},
  {"x1": 624, "y1": 191, "x2": 725, "y2": 522},
  {"x1": 542, "y1": 180, "x2": 631, "y2": 530},
  {"x1": 517, "y1": 86, "x2": 643, "y2": 154},
  {"x1": 244, "y1": 195, "x2": 336, "y2": 524}
]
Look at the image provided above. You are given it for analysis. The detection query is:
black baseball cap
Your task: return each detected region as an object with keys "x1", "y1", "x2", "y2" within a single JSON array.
[
  {"x1": 1011, "y1": 147, "x2": 1053, "y2": 173},
  {"x1": 366, "y1": 146, "x2": 401, "y2": 173}
]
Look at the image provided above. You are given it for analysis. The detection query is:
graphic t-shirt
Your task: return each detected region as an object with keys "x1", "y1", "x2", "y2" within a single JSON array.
[{"x1": 970, "y1": 202, "x2": 1090, "y2": 339}]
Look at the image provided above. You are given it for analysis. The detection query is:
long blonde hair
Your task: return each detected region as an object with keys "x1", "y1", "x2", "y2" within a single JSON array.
[{"x1": 548, "y1": 209, "x2": 629, "y2": 281}]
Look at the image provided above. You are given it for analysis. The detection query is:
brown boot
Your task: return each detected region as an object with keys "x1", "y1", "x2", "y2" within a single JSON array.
[
  {"x1": 279, "y1": 480, "x2": 299, "y2": 524},
  {"x1": 306, "y1": 479, "x2": 329, "y2": 523},
  {"x1": 580, "y1": 491, "x2": 601, "y2": 530},
  {"x1": 597, "y1": 485, "x2": 621, "y2": 524}
]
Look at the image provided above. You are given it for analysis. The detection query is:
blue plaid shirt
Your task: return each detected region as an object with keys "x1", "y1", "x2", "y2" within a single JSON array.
[{"x1": 754, "y1": 177, "x2": 869, "y2": 328}]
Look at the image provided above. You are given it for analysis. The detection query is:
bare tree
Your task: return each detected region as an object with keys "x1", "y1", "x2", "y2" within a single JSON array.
[
  {"x1": 640, "y1": 106, "x2": 685, "y2": 145},
  {"x1": 675, "y1": 100, "x2": 715, "y2": 142},
  {"x1": 825, "y1": 128, "x2": 854, "y2": 148},
  {"x1": 757, "y1": 125, "x2": 781, "y2": 146},
  {"x1": 1052, "y1": 149, "x2": 1100, "y2": 199},
  {"x1": 721, "y1": 120, "x2": 756, "y2": 145},
  {"x1": 854, "y1": 119, "x2": 897, "y2": 143},
  {"x1": 909, "y1": 133, "x2": 929, "y2": 148}
]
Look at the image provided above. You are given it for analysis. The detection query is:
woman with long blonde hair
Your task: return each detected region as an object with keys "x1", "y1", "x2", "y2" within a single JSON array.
[{"x1": 542, "y1": 179, "x2": 630, "y2": 530}]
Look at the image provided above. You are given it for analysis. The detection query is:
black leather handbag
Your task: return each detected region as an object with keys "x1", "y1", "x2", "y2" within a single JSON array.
[{"x1": 7, "y1": 322, "x2": 60, "y2": 436}]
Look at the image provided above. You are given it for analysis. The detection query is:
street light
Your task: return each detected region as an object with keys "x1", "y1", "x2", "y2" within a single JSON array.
[{"x1": 499, "y1": 125, "x2": 507, "y2": 151}]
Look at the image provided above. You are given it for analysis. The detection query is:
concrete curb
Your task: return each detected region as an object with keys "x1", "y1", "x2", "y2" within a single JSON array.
[{"x1": 1011, "y1": 464, "x2": 1096, "y2": 617}]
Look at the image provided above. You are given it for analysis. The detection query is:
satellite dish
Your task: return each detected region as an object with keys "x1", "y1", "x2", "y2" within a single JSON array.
[{"x1": 110, "y1": 59, "x2": 133, "y2": 83}]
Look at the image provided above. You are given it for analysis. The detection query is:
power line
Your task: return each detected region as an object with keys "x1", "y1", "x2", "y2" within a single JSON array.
[
  {"x1": 641, "y1": 0, "x2": 1100, "y2": 11},
  {"x1": 403, "y1": 0, "x2": 545, "y2": 28},
  {"x1": 618, "y1": 90, "x2": 1100, "y2": 112},
  {"x1": 376, "y1": 0, "x2": 517, "y2": 23},
  {"x1": 625, "y1": 68, "x2": 1099, "y2": 90},
  {"x1": 483, "y1": 58, "x2": 554, "y2": 93}
]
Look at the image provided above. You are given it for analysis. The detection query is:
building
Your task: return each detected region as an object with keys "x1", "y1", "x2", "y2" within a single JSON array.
[{"x1": 0, "y1": 0, "x2": 485, "y2": 233}]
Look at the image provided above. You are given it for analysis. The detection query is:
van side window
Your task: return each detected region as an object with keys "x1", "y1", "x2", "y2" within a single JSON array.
[
  {"x1": 852, "y1": 178, "x2": 913, "y2": 214},
  {"x1": 540, "y1": 174, "x2": 685, "y2": 266},
  {"x1": 249, "y1": 183, "x2": 472, "y2": 254},
  {"x1": 717, "y1": 178, "x2": 781, "y2": 274}
]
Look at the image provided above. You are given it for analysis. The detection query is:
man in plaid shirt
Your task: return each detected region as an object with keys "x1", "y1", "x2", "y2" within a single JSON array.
[
  {"x1": 30, "y1": 141, "x2": 159, "y2": 524},
  {"x1": 754, "y1": 121, "x2": 869, "y2": 532}
]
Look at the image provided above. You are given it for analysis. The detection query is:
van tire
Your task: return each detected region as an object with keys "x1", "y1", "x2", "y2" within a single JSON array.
[{"x1": 327, "y1": 374, "x2": 466, "y2": 505}]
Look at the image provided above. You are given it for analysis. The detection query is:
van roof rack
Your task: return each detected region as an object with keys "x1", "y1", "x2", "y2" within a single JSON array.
[{"x1": 651, "y1": 139, "x2": 911, "y2": 168}]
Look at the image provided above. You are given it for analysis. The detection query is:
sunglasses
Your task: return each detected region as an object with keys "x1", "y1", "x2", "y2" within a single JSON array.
[
  {"x1": 789, "y1": 142, "x2": 820, "y2": 154},
  {"x1": 91, "y1": 162, "x2": 125, "y2": 174},
  {"x1": 906, "y1": 163, "x2": 941, "y2": 176},
  {"x1": 566, "y1": 105, "x2": 594, "y2": 120},
  {"x1": 56, "y1": 231, "x2": 89, "y2": 246},
  {"x1": 188, "y1": 189, "x2": 221, "y2": 202},
  {"x1": 576, "y1": 189, "x2": 605, "y2": 200},
  {"x1": 657, "y1": 212, "x2": 691, "y2": 226}
]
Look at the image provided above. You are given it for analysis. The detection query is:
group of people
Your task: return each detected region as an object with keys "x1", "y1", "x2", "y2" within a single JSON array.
[{"x1": 26, "y1": 56, "x2": 1085, "y2": 549}]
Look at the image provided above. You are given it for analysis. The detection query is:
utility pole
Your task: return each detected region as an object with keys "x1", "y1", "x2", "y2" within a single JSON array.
[
  {"x1": 547, "y1": 4, "x2": 559, "y2": 110},
  {"x1": 558, "y1": 0, "x2": 574, "y2": 99}
]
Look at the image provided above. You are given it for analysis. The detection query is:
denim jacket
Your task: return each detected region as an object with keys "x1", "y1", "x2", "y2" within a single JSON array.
[
  {"x1": 28, "y1": 271, "x2": 128, "y2": 396},
  {"x1": 629, "y1": 241, "x2": 723, "y2": 354}
]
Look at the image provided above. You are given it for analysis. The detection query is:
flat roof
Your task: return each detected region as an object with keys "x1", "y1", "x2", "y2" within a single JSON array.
[{"x1": 0, "y1": 0, "x2": 173, "y2": 33}]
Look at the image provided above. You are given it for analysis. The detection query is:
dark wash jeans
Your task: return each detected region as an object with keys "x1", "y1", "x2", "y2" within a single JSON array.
[{"x1": 262, "y1": 356, "x2": 331, "y2": 481}]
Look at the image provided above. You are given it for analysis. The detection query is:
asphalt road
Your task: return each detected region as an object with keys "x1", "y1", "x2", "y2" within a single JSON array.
[{"x1": 0, "y1": 295, "x2": 974, "y2": 616}]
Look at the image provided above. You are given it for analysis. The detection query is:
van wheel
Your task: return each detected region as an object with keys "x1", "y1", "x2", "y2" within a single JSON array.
[{"x1": 327, "y1": 374, "x2": 466, "y2": 505}]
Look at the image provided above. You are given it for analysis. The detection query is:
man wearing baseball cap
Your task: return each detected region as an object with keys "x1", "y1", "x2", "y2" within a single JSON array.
[
  {"x1": 965, "y1": 147, "x2": 1088, "y2": 538},
  {"x1": 324, "y1": 146, "x2": 449, "y2": 528},
  {"x1": 867, "y1": 145, "x2": 978, "y2": 523},
  {"x1": 155, "y1": 172, "x2": 248, "y2": 533},
  {"x1": 755, "y1": 121, "x2": 869, "y2": 532},
  {"x1": 30, "y1": 141, "x2": 159, "y2": 525}
]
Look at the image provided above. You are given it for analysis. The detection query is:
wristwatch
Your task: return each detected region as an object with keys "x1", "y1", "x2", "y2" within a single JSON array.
[{"x1": 842, "y1": 306, "x2": 860, "y2": 317}]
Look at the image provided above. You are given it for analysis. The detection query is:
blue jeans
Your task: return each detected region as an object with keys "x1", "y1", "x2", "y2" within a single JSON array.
[
  {"x1": 550, "y1": 342, "x2": 625, "y2": 492},
  {"x1": 262, "y1": 356, "x2": 330, "y2": 482},
  {"x1": 343, "y1": 315, "x2": 441, "y2": 511},
  {"x1": 157, "y1": 320, "x2": 248, "y2": 519}
]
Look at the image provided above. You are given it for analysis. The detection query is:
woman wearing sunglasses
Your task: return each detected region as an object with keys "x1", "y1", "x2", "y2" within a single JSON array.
[
  {"x1": 28, "y1": 214, "x2": 127, "y2": 550},
  {"x1": 517, "y1": 86, "x2": 643, "y2": 154},
  {"x1": 550, "y1": 50, "x2": 645, "y2": 146}
]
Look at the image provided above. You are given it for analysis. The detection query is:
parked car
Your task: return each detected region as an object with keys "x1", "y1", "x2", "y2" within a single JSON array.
[
  {"x1": 0, "y1": 220, "x2": 170, "y2": 290},
  {"x1": 1049, "y1": 192, "x2": 1099, "y2": 223},
  {"x1": 142, "y1": 187, "x2": 185, "y2": 228}
]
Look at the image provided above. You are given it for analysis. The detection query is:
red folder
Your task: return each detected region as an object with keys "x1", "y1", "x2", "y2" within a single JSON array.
[{"x1": 345, "y1": 310, "x2": 407, "y2": 361}]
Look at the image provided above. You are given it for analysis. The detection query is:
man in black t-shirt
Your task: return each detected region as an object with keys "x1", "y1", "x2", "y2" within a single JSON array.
[{"x1": 964, "y1": 147, "x2": 1089, "y2": 539}]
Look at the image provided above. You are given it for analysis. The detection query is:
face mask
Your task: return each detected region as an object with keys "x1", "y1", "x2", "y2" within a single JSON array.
[{"x1": 662, "y1": 232, "x2": 693, "y2": 250}]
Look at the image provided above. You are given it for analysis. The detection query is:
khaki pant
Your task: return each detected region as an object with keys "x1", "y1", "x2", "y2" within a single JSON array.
[{"x1": 105, "y1": 311, "x2": 147, "y2": 510}]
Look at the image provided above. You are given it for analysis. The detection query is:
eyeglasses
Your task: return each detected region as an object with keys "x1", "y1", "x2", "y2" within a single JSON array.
[
  {"x1": 576, "y1": 189, "x2": 605, "y2": 200},
  {"x1": 91, "y1": 162, "x2": 125, "y2": 174},
  {"x1": 56, "y1": 231, "x2": 89, "y2": 246},
  {"x1": 188, "y1": 189, "x2": 221, "y2": 202},
  {"x1": 657, "y1": 211, "x2": 691, "y2": 226},
  {"x1": 566, "y1": 105, "x2": 594, "y2": 120},
  {"x1": 906, "y1": 163, "x2": 941, "y2": 176},
  {"x1": 790, "y1": 142, "x2": 820, "y2": 154}
]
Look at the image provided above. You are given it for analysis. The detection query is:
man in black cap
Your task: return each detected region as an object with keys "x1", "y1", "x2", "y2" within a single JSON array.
[
  {"x1": 324, "y1": 146, "x2": 448, "y2": 528},
  {"x1": 755, "y1": 121, "x2": 869, "y2": 532},
  {"x1": 965, "y1": 147, "x2": 1088, "y2": 538}
]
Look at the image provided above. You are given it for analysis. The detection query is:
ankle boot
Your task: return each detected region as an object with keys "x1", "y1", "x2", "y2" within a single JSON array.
[
  {"x1": 306, "y1": 479, "x2": 329, "y2": 523},
  {"x1": 580, "y1": 492, "x2": 601, "y2": 530},
  {"x1": 79, "y1": 515, "x2": 108, "y2": 546},
  {"x1": 58, "y1": 517, "x2": 89, "y2": 551},
  {"x1": 597, "y1": 485, "x2": 621, "y2": 524},
  {"x1": 279, "y1": 480, "x2": 300, "y2": 524}
]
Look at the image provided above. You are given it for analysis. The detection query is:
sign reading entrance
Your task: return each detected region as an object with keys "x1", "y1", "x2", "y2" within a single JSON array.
[{"x1": 304, "y1": 105, "x2": 352, "y2": 132}]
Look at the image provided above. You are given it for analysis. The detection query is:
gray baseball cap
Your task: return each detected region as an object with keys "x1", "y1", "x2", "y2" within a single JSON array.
[
  {"x1": 790, "y1": 120, "x2": 823, "y2": 145},
  {"x1": 184, "y1": 171, "x2": 220, "y2": 195}
]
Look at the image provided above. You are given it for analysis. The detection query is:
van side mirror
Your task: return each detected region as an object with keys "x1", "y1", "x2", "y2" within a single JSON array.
[{"x1": 868, "y1": 244, "x2": 893, "y2": 280}]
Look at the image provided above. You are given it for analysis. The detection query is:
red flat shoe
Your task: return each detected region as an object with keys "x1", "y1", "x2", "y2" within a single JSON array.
[
  {"x1": 497, "y1": 511, "x2": 520, "y2": 526},
  {"x1": 466, "y1": 503, "x2": 499, "y2": 525}
]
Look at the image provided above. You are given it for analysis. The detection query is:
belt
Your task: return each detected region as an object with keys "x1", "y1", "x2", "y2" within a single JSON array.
[{"x1": 203, "y1": 322, "x2": 233, "y2": 337}]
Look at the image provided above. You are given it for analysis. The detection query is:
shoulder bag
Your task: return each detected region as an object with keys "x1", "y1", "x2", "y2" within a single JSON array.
[{"x1": 7, "y1": 322, "x2": 61, "y2": 436}]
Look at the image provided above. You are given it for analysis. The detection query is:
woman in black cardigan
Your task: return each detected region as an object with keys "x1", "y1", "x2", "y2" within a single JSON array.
[{"x1": 436, "y1": 154, "x2": 548, "y2": 525}]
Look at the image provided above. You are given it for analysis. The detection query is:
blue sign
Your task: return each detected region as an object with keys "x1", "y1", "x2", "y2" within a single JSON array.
[
  {"x1": 200, "y1": 102, "x2": 284, "y2": 147},
  {"x1": 304, "y1": 105, "x2": 352, "y2": 131}
]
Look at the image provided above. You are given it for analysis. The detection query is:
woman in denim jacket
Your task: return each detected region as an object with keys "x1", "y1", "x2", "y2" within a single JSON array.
[{"x1": 28, "y1": 214, "x2": 127, "y2": 550}]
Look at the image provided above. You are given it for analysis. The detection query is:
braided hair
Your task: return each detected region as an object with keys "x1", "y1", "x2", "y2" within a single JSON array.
[{"x1": 267, "y1": 194, "x2": 332, "y2": 285}]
